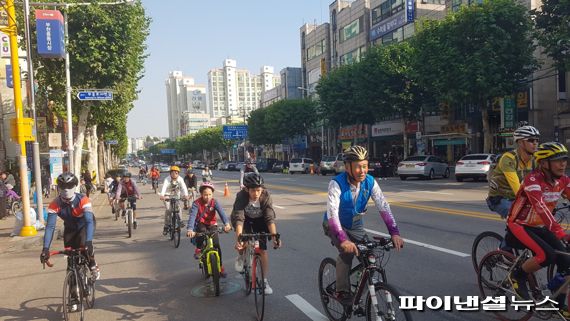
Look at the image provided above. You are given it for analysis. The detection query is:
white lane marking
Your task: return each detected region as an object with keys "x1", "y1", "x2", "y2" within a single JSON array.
[
  {"x1": 364, "y1": 228, "x2": 470, "y2": 258},
  {"x1": 286, "y1": 294, "x2": 328, "y2": 321},
  {"x1": 274, "y1": 205, "x2": 286, "y2": 209},
  {"x1": 398, "y1": 190, "x2": 454, "y2": 195}
]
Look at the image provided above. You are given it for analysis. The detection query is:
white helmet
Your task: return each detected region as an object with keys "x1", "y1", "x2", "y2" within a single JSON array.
[{"x1": 513, "y1": 125, "x2": 540, "y2": 142}]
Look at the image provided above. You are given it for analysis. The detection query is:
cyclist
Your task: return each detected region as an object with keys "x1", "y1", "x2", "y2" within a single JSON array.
[
  {"x1": 202, "y1": 165, "x2": 213, "y2": 183},
  {"x1": 322, "y1": 145, "x2": 404, "y2": 305},
  {"x1": 187, "y1": 182, "x2": 232, "y2": 276},
  {"x1": 507, "y1": 142, "x2": 570, "y2": 302},
  {"x1": 115, "y1": 172, "x2": 142, "y2": 229},
  {"x1": 150, "y1": 166, "x2": 160, "y2": 189},
  {"x1": 139, "y1": 166, "x2": 147, "y2": 182},
  {"x1": 232, "y1": 172, "x2": 281, "y2": 295},
  {"x1": 487, "y1": 125, "x2": 540, "y2": 218},
  {"x1": 183, "y1": 168, "x2": 198, "y2": 209},
  {"x1": 40, "y1": 172, "x2": 99, "y2": 312},
  {"x1": 239, "y1": 158, "x2": 259, "y2": 189},
  {"x1": 160, "y1": 166, "x2": 189, "y2": 235}
]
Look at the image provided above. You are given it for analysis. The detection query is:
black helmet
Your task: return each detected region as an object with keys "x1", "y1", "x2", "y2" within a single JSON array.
[
  {"x1": 243, "y1": 172, "x2": 264, "y2": 188},
  {"x1": 124, "y1": 172, "x2": 132, "y2": 178},
  {"x1": 57, "y1": 172, "x2": 78, "y2": 189}
]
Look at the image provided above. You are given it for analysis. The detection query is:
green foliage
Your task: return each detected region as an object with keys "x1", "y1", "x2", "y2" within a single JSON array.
[{"x1": 533, "y1": 0, "x2": 570, "y2": 69}]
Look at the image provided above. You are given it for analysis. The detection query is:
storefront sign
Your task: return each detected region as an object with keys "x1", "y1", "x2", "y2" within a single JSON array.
[
  {"x1": 516, "y1": 90, "x2": 529, "y2": 109},
  {"x1": 371, "y1": 121, "x2": 403, "y2": 137},
  {"x1": 339, "y1": 124, "x2": 368, "y2": 140},
  {"x1": 36, "y1": 10, "x2": 65, "y2": 58},
  {"x1": 0, "y1": 32, "x2": 10, "y2": 57},
  {"x1": 503, "y1": 96, "x2": 516, "y2": 129},
  {"x1": 405, "y1": 121, "x2": 419, "y2": 134},
  {"x1": 370, "y1": 11, "x2": 406, "y2": 41},
  {"x1": 441, "y1": 123, "x2": 467, "y2": 134}
]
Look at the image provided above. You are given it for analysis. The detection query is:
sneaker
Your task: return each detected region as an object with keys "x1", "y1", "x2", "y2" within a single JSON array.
[
  {"x1": 133, "y1": 221, "x2": 137, "y2": 229},
  {"x1": 264, "y1": 279, "x2": 273, "y2": 295},
  {"x1": 335, "y1": 291, "x2": 353, "y2": 306},
  {"x1": 162, "y1": 226, "x2": 168, "y2": 236},
  {"x1": 509, "y1": 268, "x2": 530, "y2": 300},
  {"x1": 69, "y1": 304, "x2": 78, "y2": 312},
  {"x1": 234, "y1": 255, "x2": 244, "y2": 273},
  {"x1": 90, "y1": 265, "x2": 100, "y2": 281},
  {"x1": 220, "y1": 266, "x2": 227, "y2": 278},
  {"x1": 194, "y1": 248, "x2": 201, "y2": 260}
]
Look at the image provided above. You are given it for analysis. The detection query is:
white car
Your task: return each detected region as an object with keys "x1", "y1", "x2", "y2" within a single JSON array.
[
  {"x1": 455, "y1": 154, "x2": 496, "y2": 182},
  {"x1": 160, "y1": 165, "x2": 171, "y2": 172},
  {"x1": 397, "y1": 155, "x2": 450, "y2": 180},
  {"x1": 289, "y1": 158, "x2": 314, "y2": 174}
]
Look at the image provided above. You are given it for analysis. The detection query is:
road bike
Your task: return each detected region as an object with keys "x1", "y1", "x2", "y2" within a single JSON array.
[
  {"x1": 164, "y1": 196, "x2": 182, "y2": 248},
  {"x1": 239, "y1": 232, "x2": 281, "y2": 321},
  {"x1": 193, "y1": 226, "x2": 228, "y2": 296},
  {"x1": 472, "y1": 202, "x2": 570, "y2": 273},
  {"x1": 43, "y1": 247, "x2": 96, "y2": 321},
  {"x1": 151, "y1": 178, "x2": 159, "y2": 192},
  {"x1": 478, "y1": 244, "x2": 570, "y2": 321},
  {"x1": 138, "y1": 174, "x2": 147, "y2": 186},
  {"x1": 319, "y1": 235, "x2": 412, "y2": 321},
  {"x1": 120, "y1": 196, "x2": 136, "y2": 238}
]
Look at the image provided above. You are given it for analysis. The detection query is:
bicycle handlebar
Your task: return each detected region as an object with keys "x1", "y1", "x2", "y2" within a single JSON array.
[
  {"x1": 193, "y1": 226, "x2": 230, "y2": 237},
  {"x1": 43, "y1": 247, "x2": 87, "y2": 269},
  {"x1": 238, "y1": 233, "x2": 281, "y2": 249},
  {"x1": 356, "y1": 236, "x2": 394, "y2": 252}
]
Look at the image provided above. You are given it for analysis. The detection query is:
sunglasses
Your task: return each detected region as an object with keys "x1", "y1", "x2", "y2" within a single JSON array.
[{"x1": 525, "y1": 138, "x2": 539, "y2": 143}]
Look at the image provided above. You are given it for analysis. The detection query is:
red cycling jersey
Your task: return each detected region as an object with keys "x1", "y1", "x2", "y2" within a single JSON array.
[{"x1": 508, "y1": 169, "x2": 570, "y2": 239}]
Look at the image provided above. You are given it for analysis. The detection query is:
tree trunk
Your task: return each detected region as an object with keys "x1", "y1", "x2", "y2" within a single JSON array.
[
  {"x1": 87, "y1": 125, "x2": 99, "y2": 185},
  {"x1": 482, "y1": 104, "x2": 492, "y2": 153},
  {"x1": 73, "y1": 105, "x2": 91, "y2": 174},
  {"x1": 98, "y1": 139, "x2": 106, "y2": 184},
  {"x1": 402, "y1": 117, "x2": 409, "y2": 158}
]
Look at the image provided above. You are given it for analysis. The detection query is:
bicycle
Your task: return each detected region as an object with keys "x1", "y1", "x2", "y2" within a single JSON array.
[
  {"x1": 193, "y1": 226, "x2": 228, "y2": 296},
  {"x1": 120, "y1": 196, "x2": 136, "y2": 238},
  {"x1": 151, "y1": 178, "x2": 159, "y2": 192},
  {"x1": 164, "y1": 196, "x2": 182, "y2": 248},
  {"x1": 478, "y1": 246, "x2": 570, "y2": 321},
  {"x1": 472, "y1": 202, "x2": 570, "y2": 273},
  {"x1": 138, "y1": 174, "x2": 147, "y2": 186},
  {"x1": 318, "y1": 235, "x2": 412, "y2": 321},
  {"x1": 43, "y1": 247, "x2": 96, "y2": 321},
  {"x1": 7, "y1": 197, "x2": 22, "y2": 216},
  {"x1": 238, "y1": 232, "x2": 281, "y2": 321}
]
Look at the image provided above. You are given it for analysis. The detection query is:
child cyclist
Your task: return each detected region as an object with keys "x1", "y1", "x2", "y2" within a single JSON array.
[
  {"x1": 187, "y1": 182, "x2": 232, "y2": 276},
  {"x1": 231, "y1": 172, "x2": 281, "y2": 295}
]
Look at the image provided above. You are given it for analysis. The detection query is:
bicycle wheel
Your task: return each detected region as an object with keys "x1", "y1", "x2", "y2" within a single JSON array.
[
  {"x1": 126, "y1": 209, "x2": 133, "y2": 238},
  {"x1": 244, "y1": 251, "x2": 252, "y2": 295},
  {"x1": 318, "y1": 257, "x2": 347, "y2": 321},
  {"x1": 472, "y1": 231, "x2": 503, "y2": 272},
  {"x1": 253, "y1": 255, "x2": 265, "y2": 321},
  {"x1": 81, "y1": 265, "x2": 95, "y2": 309},
  {"x1": 172, "y1": 214, "x2": 181, "y2": 248},
  {"x1": 477, "y1": 250, "x2": 533, "y2": 321},
  {"x1": 11, "y1": 200, "x2": 21, "y2": 216},
  {"x1": 63, "y1": 269, "x2": 84, "y2": 321},
  {"x1": 210, "y1": 252, "x2": 221, "y2": 296},
  {"x1": 366, "y1": 282, "x2": 412, "y2": 321}
]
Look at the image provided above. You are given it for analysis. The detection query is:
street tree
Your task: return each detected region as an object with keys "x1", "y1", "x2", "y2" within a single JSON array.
[{"x1": 533, "y1": 0, "x2": 570, "y2": 69}]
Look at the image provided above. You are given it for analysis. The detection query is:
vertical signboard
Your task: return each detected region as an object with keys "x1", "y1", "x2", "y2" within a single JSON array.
[
  {"x1": 0, "y1": 32, "x2": 10, "y2": 57},
  {"x1": 6, "y1": 64, "x2": 13, "y2": 88},
  {"x1": 49, "y1": 149, "x2": 64, "y2": 184},
  {"x1": 503, "y1": 96, "x2": 516, "y2": 129},
  {"x1": 35, "y1": 10, "x2": 65, "y2": 58},
  {"x1": 406, "y1": 0, "x2": 415, "y2": 22}
]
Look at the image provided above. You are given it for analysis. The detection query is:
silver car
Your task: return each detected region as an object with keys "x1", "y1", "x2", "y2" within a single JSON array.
[
  {"x1": 398, "y1": 155, "x2": 450, "y2": 180},
  {"x1": 319, "y1": 156, "x2": 337, "y2": 176},
  {"x1": 455, "y1": 154, "x2": 496, "y2": 182}
]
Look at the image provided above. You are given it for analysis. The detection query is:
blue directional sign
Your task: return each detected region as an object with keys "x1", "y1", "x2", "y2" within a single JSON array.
[
  {"x1": 77, "y1": 90, "x2": 113, "y2": 101},
  {"x1": 106, "y1": 140, "x2": 118, "y2": 145},
  {"x1": 223, "y1": 125, "x2": 248, "y2": 139},
  {"x1": 160, "y1": 149, "x2": 176, "y2": 155}
]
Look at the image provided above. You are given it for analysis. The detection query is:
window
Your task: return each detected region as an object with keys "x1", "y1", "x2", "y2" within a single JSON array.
[
  {"x1": 340, "y1": 46, "x2": 366, "y2": 65},
  {"x1": 339, "y1": 16, "x2": 364, "y2": 42}
]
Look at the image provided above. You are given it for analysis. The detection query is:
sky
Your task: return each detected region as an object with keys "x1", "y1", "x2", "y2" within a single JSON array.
[{"x1": 127, "y1": 0, "x2": 329, "y2": 138}]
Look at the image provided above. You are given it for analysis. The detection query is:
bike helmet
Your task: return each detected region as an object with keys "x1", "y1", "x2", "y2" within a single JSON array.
[
  {"x1": 199, "y1": 182, "x2": 215, "y2": 193},
  {"x1": 534, "y1": 142, "x2": 568, "y2": 162},
  {"x1": 343, "y1": 145, "x2": 369, "y2": 162},
  {"x1": 124, "y1": 172, "x2": 132, "y2": 178},
  {"x1": 170, "y1": 165, "x2": 180, "y2": 172},
  {"x1": 513, "y1": 125, "x2": 540, "y2": 142},
  {"x1": 243, "y1": 172, "x2": 264, "y2": 188},
  {"x1": 57, "y1": 172, "x2": 78, "y2": 189}
]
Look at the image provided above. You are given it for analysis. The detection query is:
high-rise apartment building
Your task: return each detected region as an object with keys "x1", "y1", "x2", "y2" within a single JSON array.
[
  {"x1": 165, "y1": 71, "x2": 209, "y2": 139},
  {"x1": 208, "y1": 59, "x2": 280, "y2": 119}
]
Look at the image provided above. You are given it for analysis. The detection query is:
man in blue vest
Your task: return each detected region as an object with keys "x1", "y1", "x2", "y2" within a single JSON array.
[{"x1": 323, "y1": 145, "x2": 404, "y2": 304}]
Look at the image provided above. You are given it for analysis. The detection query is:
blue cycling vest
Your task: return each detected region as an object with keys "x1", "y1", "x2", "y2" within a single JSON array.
[{"x1": 324, "y1": 172, "x2": 375, "y2": 229}]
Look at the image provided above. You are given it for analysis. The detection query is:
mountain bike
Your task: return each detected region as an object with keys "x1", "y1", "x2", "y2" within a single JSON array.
[
  {"x1": 478, "y1": 245, "x2": 570, "y2": 321},
  {"x1": 472, "y1": 202, "x2": 570, "y2": 273},
  {"x1": 239, "y1": 232, "x2": 281, "y2": 321},
  {"x1": 319, "y1": 235, "x2": 412, "y2": 321},
  {"x1": 120, "y1": 196, "x2": 136, "y2": 238},
  {"x1": 164, "y1": 196, "x2": 182, "y2": 248},
  {"x1": 193, "y1": 226, "x2": 228, "y2": 296},
  {"x1": 43, "y1": 247, "x2": 96, "y2": 321}
]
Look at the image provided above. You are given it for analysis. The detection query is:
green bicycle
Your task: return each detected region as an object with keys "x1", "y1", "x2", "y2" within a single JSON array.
[{"x1": 193, "y1": 226, "x2": 228, "y2": 296}]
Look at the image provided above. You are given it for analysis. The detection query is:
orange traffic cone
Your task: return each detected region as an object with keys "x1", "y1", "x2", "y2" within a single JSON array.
[
  {"x1": 224, "y1": 182, "x2": 230, "y2": 197},
  {"x1": 310, "y1": 164, "x2": 315, "y2": 175}
]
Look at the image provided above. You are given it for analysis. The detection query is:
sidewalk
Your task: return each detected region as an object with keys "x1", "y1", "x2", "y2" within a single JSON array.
[{"x1": 0, "y1": 190, "x2": 106, "y2": 254}]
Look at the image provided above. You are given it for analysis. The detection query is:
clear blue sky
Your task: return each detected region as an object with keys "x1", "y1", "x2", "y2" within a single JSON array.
[{"x1": 128, "y1": 0, "x2": 328, "y2": 138}]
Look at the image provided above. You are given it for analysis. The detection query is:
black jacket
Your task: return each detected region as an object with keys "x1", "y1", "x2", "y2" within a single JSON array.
[{"x1": 231, "y1": 189, "x2": 275, "y2": 227}]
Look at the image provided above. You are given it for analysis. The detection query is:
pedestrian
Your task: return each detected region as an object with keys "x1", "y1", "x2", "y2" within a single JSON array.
[
  {"x1": 0, "y1": 175, "x2": 7, "y2": 219},
  {"x1": 41, "y1": 170, "x2": 51, "y2": 198},
  {"x1": 79, "y1": 178, "x2": 88, "y2": 195},
  {"x1": 82, "y1": 170, "x2": 92, "y2": 197},
  {"x1": 91, "y1": 169, "x2": 97, "y2": 186},
  {"x1": 201, "y1": 165, "x2": 213, "y2": 183}
]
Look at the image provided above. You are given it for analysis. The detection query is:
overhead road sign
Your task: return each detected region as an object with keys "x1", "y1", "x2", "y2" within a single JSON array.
[{"x1": 223, "y1": 125, "x2": 248, "y2": 139}]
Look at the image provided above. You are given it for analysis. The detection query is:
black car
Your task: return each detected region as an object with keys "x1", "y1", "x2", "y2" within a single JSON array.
[
  {"x1": 226, "y1": 162, "x2": 238, "y2": 171},
  {"x1": 368, "y1": 158, "x2": 383, "y2": 177},
  {"x1": 271, "y1": 161, "x2": 289, "y2": 173}
]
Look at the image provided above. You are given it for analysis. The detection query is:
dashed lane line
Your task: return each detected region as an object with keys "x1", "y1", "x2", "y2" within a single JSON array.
[{"x1": 285, "y1": 294, "x2": 328, "y2": 321}]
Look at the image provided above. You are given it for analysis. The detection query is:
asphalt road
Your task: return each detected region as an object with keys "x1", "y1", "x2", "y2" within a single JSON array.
[{"x1": 0, "y1": 169, "x2": 520, "y2": 321}]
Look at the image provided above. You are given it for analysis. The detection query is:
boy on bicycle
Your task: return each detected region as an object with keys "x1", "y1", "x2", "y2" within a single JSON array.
[
  {"x1": 187, "y1": 182, "x2": 232, "y2": 276},
  {"x1": 323, "y1": 146, "x2": 404, "y2": 305},
  {"x1": 40, "y1": 173, "x2": 99, "y2": 312},
  {"x1": 232, "y1": 172, "x2": 281, "y2": 294},
  {"x1": 160, "y1": 166, "x2": 189, "y2": 235},
  {"x1": 183, "y1": 168, "x2": 198, "y2": 209},
  {"x1": 115, "y1": 172, "x2": 142, "y2": 229},
  {"x1": 507, "y1": 142, "x2": 570, "y2": 302}
]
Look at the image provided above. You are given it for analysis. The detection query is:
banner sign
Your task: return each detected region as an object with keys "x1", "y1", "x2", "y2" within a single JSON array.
[
  {"x1": 6, "y1": 64, "x2": 13, "y2": 88},
  {"x1": 49, "y1": 149, "x2": 64, "y2": 184},
  {"x1": 160, "y1": 149, "x2": 176, "y2": 155},
  {"x1": 0, "y1": 32, "x2": 10, "y2": 57},
  {"x1": 36, "y1": 10, "x2": 65, "y2": 58}
]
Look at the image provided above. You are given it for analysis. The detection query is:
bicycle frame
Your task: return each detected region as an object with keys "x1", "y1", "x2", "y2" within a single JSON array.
[{"x1": 196, "y1": 231, "x2": 222, "y2": 275}]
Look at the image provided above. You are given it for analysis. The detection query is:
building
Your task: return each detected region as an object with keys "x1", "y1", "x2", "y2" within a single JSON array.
[
  {"x1": 300, "y1": 23, "x2": 330, "y2": 98},
  {"x1": 207, "y1": 59, "x2": 280, "y2": 120},
  {"x1": 128, "y1": 137, "x2": 146, "y2": 154},
  {"x1": 165, "y1": 71, "x2": 209, "y2": 139},
  {"x1": 181, "y1": 112, "x2": 210, "y2": 135},
  {"x1": 260, "y1": 67, "x2": 303, "y2": 107},
  {"x1": 330, "y1": 0, "x2": 371, "y2": 67}
]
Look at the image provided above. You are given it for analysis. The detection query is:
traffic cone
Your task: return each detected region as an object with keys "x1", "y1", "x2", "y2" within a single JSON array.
[
  {"x1": 224, "y1": 182, "x2": 230, "y2": 197},
  {"x1": 310, "y1": 164, "x2": 314, "y2": 175}
]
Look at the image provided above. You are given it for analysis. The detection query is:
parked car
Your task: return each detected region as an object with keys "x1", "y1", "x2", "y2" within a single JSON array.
[
  {"x1": 217, "y1": 161, "x2": 228, "y2": 171},
  {"x1": 397, "y1": 155, "x2": 450, "y2": 180},
  {"x1": 271, "y1": 161, "x2": 289, "y2": 173},
  {"x1": 333, "y1": 153, "x2": 345, "y2": 174},
  {"x1": 256, "y1": 158, "x2": 278, "y2": 172},
  {"x1": 226, "y1": 162, "x2": 238, "y2": 171},
  {"x1": 455, "y1": 153, "x2": 496, "y2": 182},
  {"x1": 160, "y1": 164, "x2": 171, "y2": 172},
  {"x1": 318, "y1": 156, "x2": 336, "y2": 176},
  {"x1": 368, "y1": 158, "x2": 384, "y2": 177},
  {"x1": 192, "y1": 160, "x2": 205, "y2": 169},
  {"x1": 289, "y1": 158, "x2": 314, "y2": 174}
]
